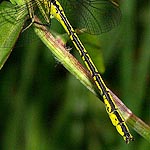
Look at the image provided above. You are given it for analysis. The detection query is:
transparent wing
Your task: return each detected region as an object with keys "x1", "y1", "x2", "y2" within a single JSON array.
[
  {"x1": 59, "y1": 0, "x2": 121, "y2": 34},
  {"x1": 0, "y1": 1, "x2": 29, "y2": 26},
  {"x1": 0, "y1": 0, "x2": 53, "y2": 27},
  {"x1": 0, "y1": 0, "x2": 121, "y2": 34}
]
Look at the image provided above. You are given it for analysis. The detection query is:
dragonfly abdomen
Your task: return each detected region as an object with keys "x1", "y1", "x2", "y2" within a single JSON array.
[{"x1": 49, "y1": 0, "x2": 134, "y2": 143}]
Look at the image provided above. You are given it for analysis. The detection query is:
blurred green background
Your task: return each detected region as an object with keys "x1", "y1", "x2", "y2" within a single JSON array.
[{"x1": 0, "y1": 0, "x2": 150, "y2": 150}]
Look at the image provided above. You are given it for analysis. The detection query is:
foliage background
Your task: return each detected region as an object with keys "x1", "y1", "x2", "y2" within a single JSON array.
[{"x1": 0, "y1": 0, "x2": 150, "y2": 149}]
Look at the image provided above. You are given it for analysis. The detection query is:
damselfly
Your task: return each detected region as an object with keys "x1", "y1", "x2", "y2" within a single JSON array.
[{"x1": 0, "y1": 0, "x2": 134, "y2": 143}]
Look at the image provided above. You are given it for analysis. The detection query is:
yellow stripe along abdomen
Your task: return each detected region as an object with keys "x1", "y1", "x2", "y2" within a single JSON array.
[{"x1": 44, "y1": 0, "x2": 134, "y2": 143}]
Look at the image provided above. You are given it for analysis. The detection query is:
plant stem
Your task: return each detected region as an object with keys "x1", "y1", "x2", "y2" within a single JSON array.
[{"x1": 33, "y1": 16, "x2": 150, "y2": 143}]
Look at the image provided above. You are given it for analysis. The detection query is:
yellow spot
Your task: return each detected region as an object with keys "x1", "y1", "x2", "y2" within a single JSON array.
[
  {"x1": 116, "y1": 124, "x2": 124, "y2": 136},
  {"x1": 103, "y1": 96, "x2": 112, "y2": 113},
  {"x1": 109, "y1": 113, "x2": 119, "y2": 126}
]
